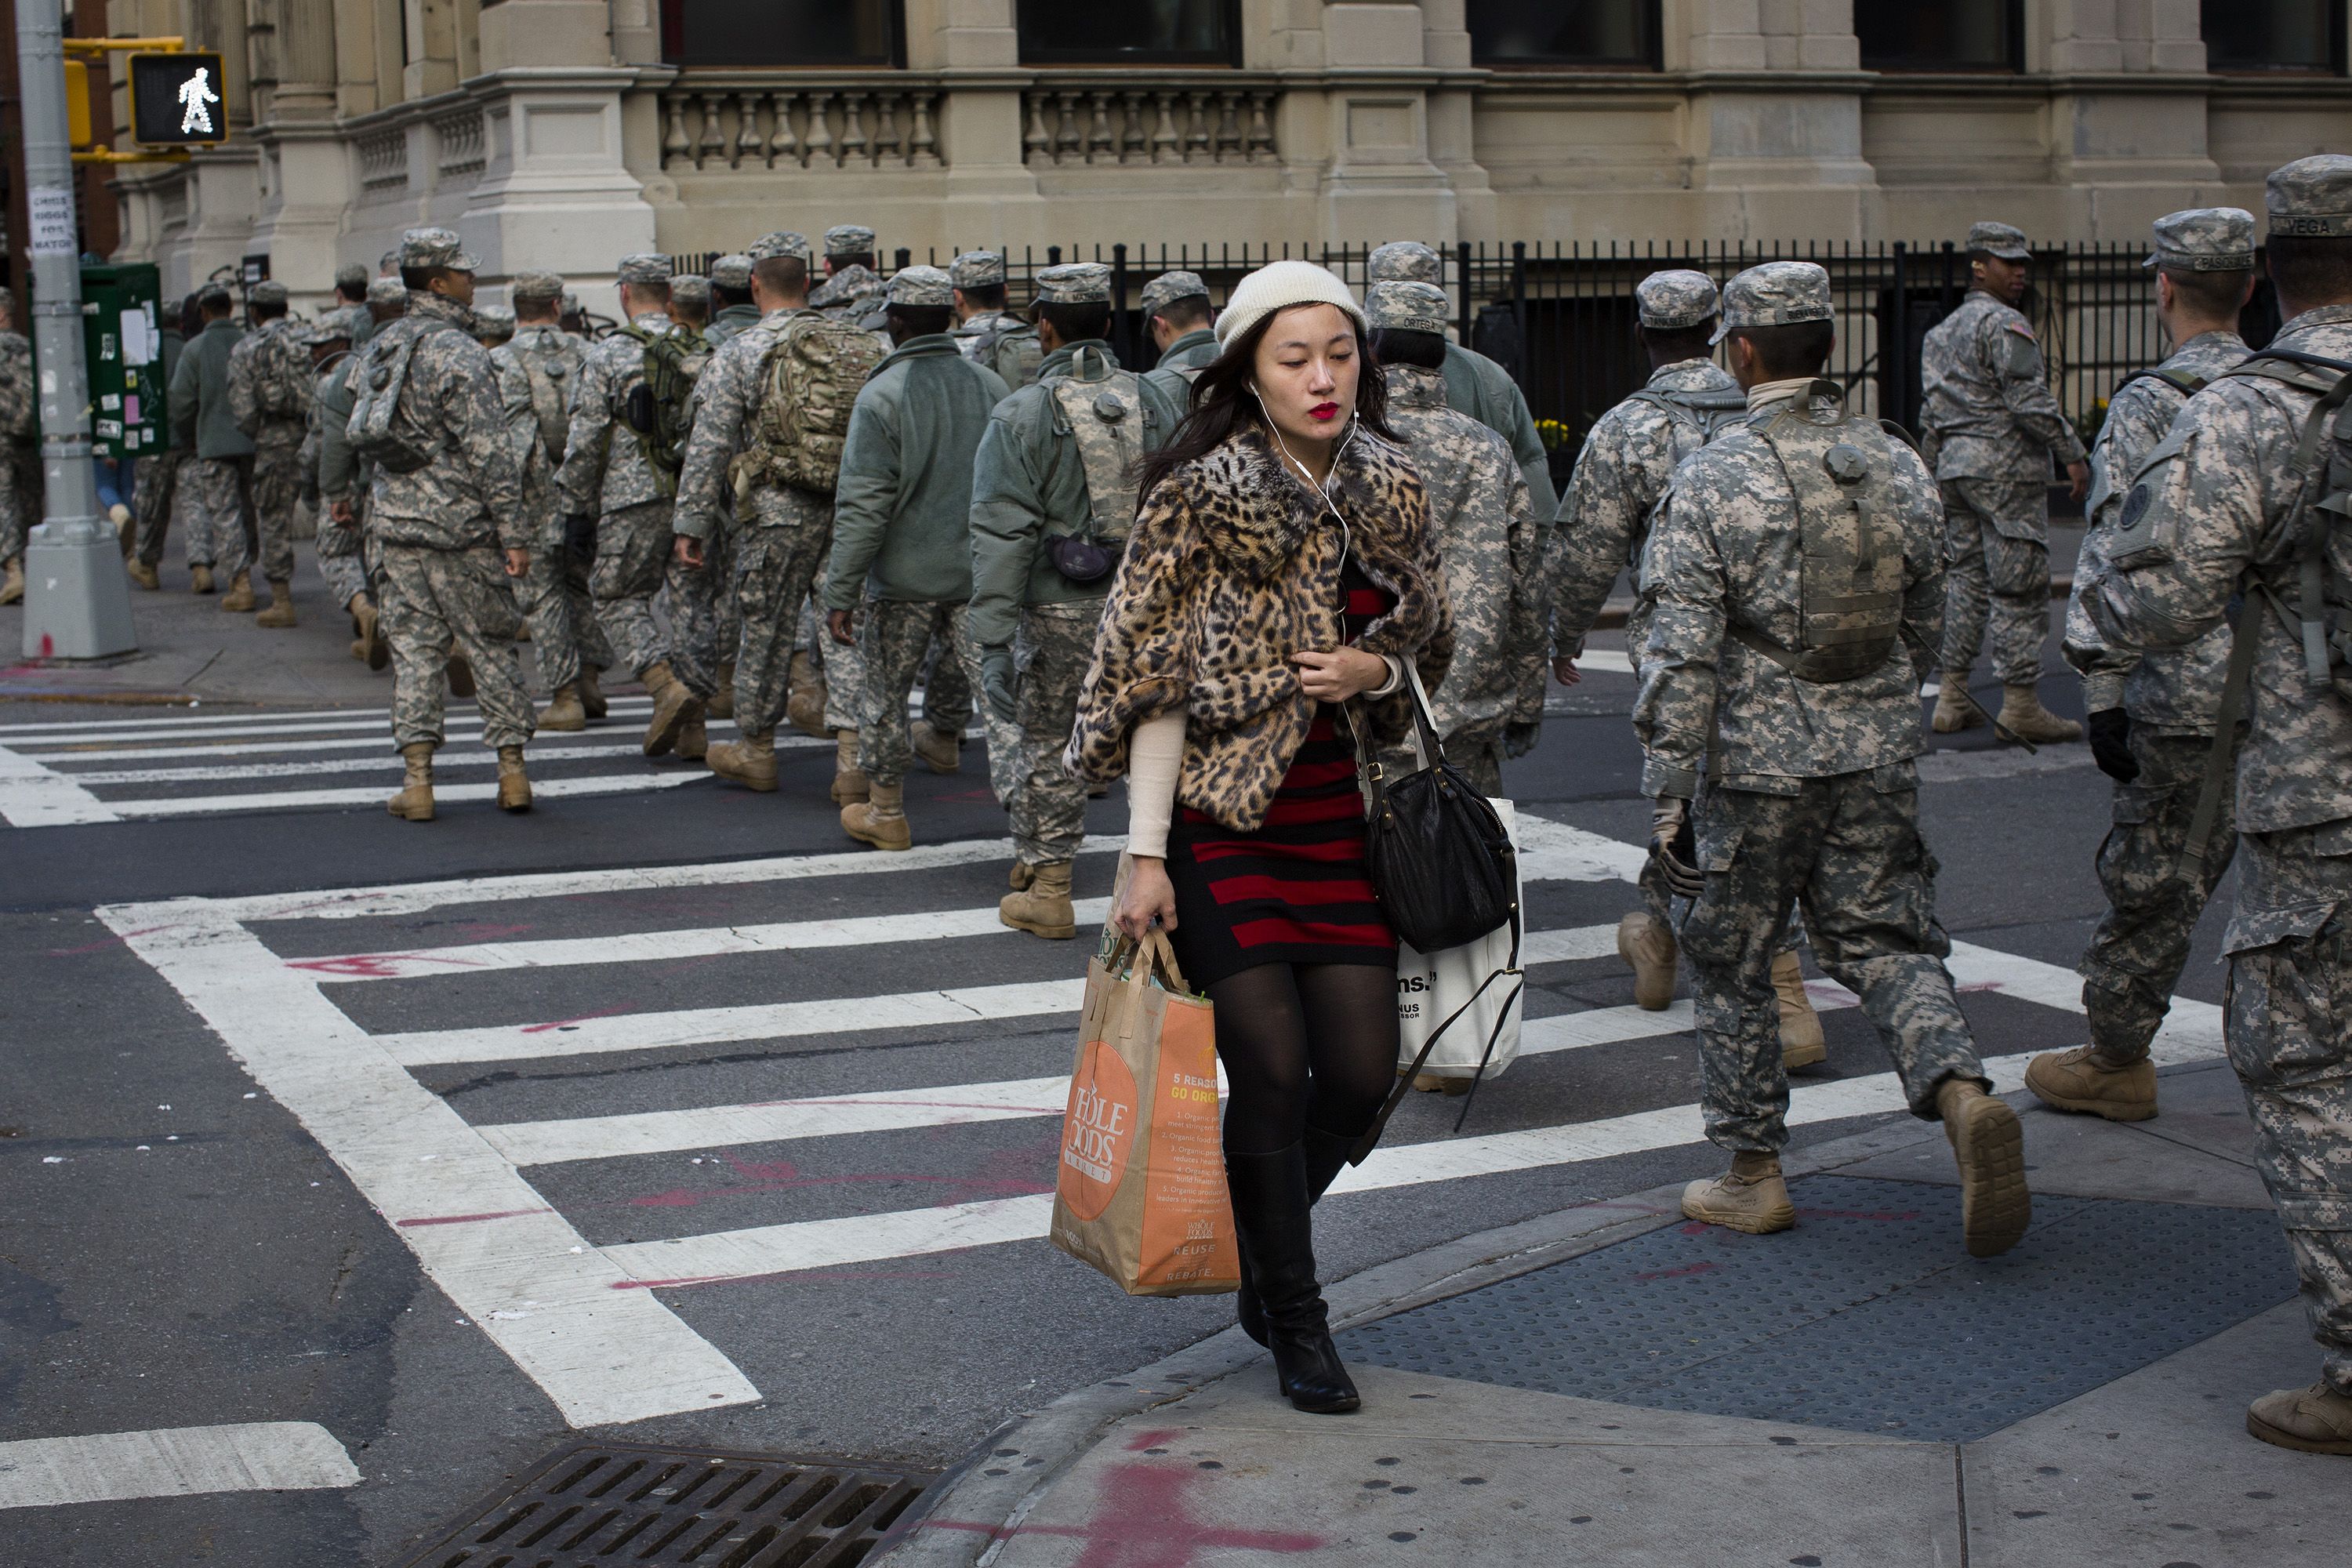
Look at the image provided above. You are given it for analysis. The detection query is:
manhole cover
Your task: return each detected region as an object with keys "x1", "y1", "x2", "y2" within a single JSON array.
[{"x1": 389, "y1": 1441, "x2": 935, "y2": 1567}]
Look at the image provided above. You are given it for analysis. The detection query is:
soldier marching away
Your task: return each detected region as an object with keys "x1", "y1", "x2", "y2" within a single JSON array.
[
  {"x1": 1639, "y1": 262, "x2": 2030, "y2": 1260},
  {"x1": 670, "y1": 274, "x2": 712, "y2": 335},
  {"x1": 1919, "y1": 220, "x2": 2092, "y2": 742},
  {"x1": 811, "y1": 224, "x2": 889, "y2": 330},
  {"x1": 951, "y1": 250, "x2": 1043, "y2": 393},
  {"x1": 225, "y1": 281, "x2": 313, "y2": 628},
  {"x1": 316, "y1": 277, "x2": 408, "y2": 673},
  {"x1": 2036, "y1": 208, "x2": 2258, "y2": 1123},
  {"x1": 0, "y1": 292, "x2": 35, "y2": 605},
  {"x1": 294, "y1": 315, "x2": 375, "y2": 663},
  {"x1": 824, "y1": 264, "x2": 1011, "y2": 851},
  {"x1": 364, "y1": 227, "x2": 536, "y2": 820},
  {"x1": 969, "y1": 261, "x2": 1185, "y2": 937},
  {"x1": 1142, "y1": 270, "x2": 1218, "y2": 394},
  {"x1": 125, "y1": 294, "x2": 190, "y2": 592},
  {"x1": 2084, "y1": 154, "x2": 2352, "y2": 1457},
  {"x1": 169, "y1": 284, "x2": 256, "y2": 604},
  {"x1": 706, "y1": 255, "x2": 760, "y2": 347}
]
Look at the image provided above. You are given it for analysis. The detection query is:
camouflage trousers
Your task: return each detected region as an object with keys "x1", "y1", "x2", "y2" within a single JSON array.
[
  {"x1": 1938, "y1": 477, "x2": 2049, "y2": 687},
  {"x1": 0, "y1": 446, "x2": 37, "y2": 561},
  {"x1": 516, "y1": 509, "x2": 611, "y2": 695},
  {"x1": 249, "y1": 426, "x2": 305, "y2": 583},
  {"x1": 378, "y1": 543, "x2": 535, "y2": 752},
  {"x1": 315, "y1": 501, "x2": 370, "y2": 610},
  {"x1": 589, "y1": 499, "x2": 677, "y2": 682},
  {"x1": 2223, "y1": 822, "x2": 2352, "y2": 1396},
  {"x1": 729, "y1": 495, "x2": 836, "y2": 739},
  {"x1": 2080, "y1": 726, "x2": 2240, "y2": 1060},
  {"x1": 1679, "y1": 766, "x2": 1985, "y2": 1152},
  {"x1": 131, "y1": 449, "x2": 186, "y2": 569},
  {"x1": 183, "y1": 457, "x2": 252, "y2": 578},
  {"x1": 1013, "y1": 601, "x2": 1105, "y2": 868},
  {"x1": 857, "y1": 599, "x2": 977, "y2": 788},
  {"x1": 663, "y1": 521, "x2": 729, "y2": 702}
]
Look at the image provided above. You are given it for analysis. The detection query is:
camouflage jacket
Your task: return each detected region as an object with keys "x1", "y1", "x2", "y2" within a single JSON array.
[
  {"x1": 705, "y1": 302, "x2": 761, "y2": 347},
  {"x1": 0, "y1": 329, "x2": 32, "y2": 445},
  {"x1": 672, "y1": 307, "x2": 835, "y2": 540},
  {"x1": 1386, "y1": 364, "x2": 1546, "y2": 739},
  {"x1": 1553, "y1": 358, "x2": 1741, "y2": 660},
  {"x1": 2084, "y1": 303, "x2": 2352, "y2": 848},
  {"x1": 490, "y1": 324, "x2": 583, "y2": 527},
  {"x1": 554, "y1": 310, "x2": 675, "y2": 517},
  {"x1": 811, "y1": 263, "x2": 887, "y2": 322},
  {"x1": 1442, "y1": 341, "x2": 1559, "y2": 521},
  {"x1": 826, "y1": 333, "x2": 1010, "y2": 608},
  {"x1": 365, "y1": 292, "x2": 527, "y2": 553},
  {"x1": 1635, "y1": 383, "x2": 1947, "y2": 797},
  {"x1": 2063, "y1": 328, "x2": 2246, "y2": 728},
  {"x1": 168, "y1": 318, "x2": 255, "y2": 459},
  {"x1": 226, "y1": 318, "x2": 312, "y2": 444},
  {"x1": 1919, "y1": 289, "x2": 2086, "y2": 482}
]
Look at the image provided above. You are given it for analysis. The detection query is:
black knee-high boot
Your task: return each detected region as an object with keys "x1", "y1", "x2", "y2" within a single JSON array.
[
  {"x1": 1235, "y1": 1124, "x2": 1358, "y2": 1348},
  {"x1": 1224, "y1": 1142, "x2": 1360, "y2": 1414}
]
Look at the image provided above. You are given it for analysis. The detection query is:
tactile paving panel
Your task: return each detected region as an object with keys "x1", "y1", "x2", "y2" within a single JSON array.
[{"x1": 1345, "y1": 1175, "x2": 2297, "y2": 1443}]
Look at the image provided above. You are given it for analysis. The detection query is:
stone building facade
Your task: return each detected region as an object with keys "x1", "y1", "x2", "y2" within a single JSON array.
[{"x1": 95, "y1": 2, "x2": 2352, "y2": 307}]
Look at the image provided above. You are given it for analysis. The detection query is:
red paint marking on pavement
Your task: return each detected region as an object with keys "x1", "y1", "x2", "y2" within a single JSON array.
[
  {"x1": 1123, "y1": 1428, "x2": 1185, "y2": 1453},
  {"x1": 519, "y1": 1003, "x2": 637, "y2": 1033},
  {"x1": 47, "y1": 924, "x2": 169, "y2": 956},
  {"x1": 395, "y1": 1207, "x2": 554, "y2": 1228},
  {"x1": 924, "y1": 1461, "x2": 1325, "y2": 1565},
  {"x1": 285, "y1": 952, "x2": 492, "y2": 978},
  {"x1": 1632, "y1": 1261, "x2": 1720, "y2": 1283}
]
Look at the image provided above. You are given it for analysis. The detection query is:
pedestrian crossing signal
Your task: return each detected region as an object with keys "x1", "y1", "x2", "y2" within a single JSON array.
[{"x1": 126, "y1": 51, "x2": 228, "y2": 147}]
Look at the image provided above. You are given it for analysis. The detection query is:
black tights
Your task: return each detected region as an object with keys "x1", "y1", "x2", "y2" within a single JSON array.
[{"x1": 1207, "y1": 961, "x2": 1399, "y2": 1156}]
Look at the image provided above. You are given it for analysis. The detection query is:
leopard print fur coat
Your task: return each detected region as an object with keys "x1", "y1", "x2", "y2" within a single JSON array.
[{"x1": 1065, "y1": 420, "x2": 1454, "y2": 833}]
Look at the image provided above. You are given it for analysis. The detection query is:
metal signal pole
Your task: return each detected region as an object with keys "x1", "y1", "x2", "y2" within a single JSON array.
[{"x1": 14, "y1": 2, "x2": 134, "y2": 659}]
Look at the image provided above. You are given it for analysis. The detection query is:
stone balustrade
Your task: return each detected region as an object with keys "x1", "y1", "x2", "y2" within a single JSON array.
[
  {"x1": 658, "y1": 76, "x2": 944, "y2": 172},
  {"x1": 1020, "y1": 78, "x2": 1279, "y2": 167}
]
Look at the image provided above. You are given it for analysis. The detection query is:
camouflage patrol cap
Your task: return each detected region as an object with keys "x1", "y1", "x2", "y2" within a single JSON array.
[
  {"x1": 709, "y1": 254, "x2": 753, "y2": 290},
  {"x1": 824, "y1": 224, "x2": 877, "y2": 258},
  {"x1": 750, "y1": 230, "x2": 813, "y2": 264},
  {"x1": 670, "y1": 274, "x2": 710, "y2": 307},
  {"x1": 951, "y1": 251, "x2": 1006, "y2": 289},
  {"x1": 1364, "y1": 281, "x2": 1450, "y2": 337},
  {"x1": 1036, "y1": 262, "x2": 1112, "y2": 304},
  {"x1": 1965, "y1": 221, "x2": 2032, "y2": 261},
  {"x1": 1367, "y1": 241, "x2": 1442, "y2": 285},
  {"x1": 401, "y1": 226, "x2": 481, "y2": 272},
  {"x1": 366, "y1": 276, "x2": 408, "y2": 307},
  {"x1": 303, "y1": 315, "x2": 354, "y2": 347},
  {"x1": 333, "y1": 263, "x2": 368, "y2": 294},
  {"x1": 378, "y1": 249, "x2": 399, "y2": 274},
  {"x1": 249, "y1": 280, "x2": 289, "y2": 307},
  {"x1": 2144, "y1": 207, "x2": 2256, "y2": 272},
  {"x1": 198, "y1": 283, "x2": 233, "y2": 308},
  {"x1": 886, "y1": 265, "x2": 953, "y2": 308},
  {"x1": 1711, "y1": 260, "x2": 1834, "y2": 345},
  {"x1": 2265, "y1": 154, "x2": 2352, "y2": 239},
  {"x1": 1635, "y1": 269, "x2": 1719, "y2": 331},
  {"x1": 1140, "y1": 270, "x2": 1210, "y2": 318},
  {"x1": 474, "y1": 306, "x2": 516, "y2": 338},
  {"x1": 510, "y1": 269, "x2": 564, "y2": 303},
  {"x1": 615, "y1": 253, "x2": 672, "y2": 285}
]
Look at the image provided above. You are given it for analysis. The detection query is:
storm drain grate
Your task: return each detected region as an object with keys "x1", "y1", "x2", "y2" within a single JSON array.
[{"x1": 389, "y1": 1442, "x2": 936, "y2": 1568}]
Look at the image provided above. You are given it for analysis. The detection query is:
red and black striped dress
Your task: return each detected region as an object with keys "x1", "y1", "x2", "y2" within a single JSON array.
[{"x1": 1163, "y1": 562, "x2": 1398, "y2": 989}]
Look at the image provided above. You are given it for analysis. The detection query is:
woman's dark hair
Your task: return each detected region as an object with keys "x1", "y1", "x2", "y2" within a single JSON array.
[
  {"x1": 1138, "y1": 304, "x2": 1396, "y2": 503},
  {"x1": 1370, "y1": 327, "x2": 1445, "y2": 370}
]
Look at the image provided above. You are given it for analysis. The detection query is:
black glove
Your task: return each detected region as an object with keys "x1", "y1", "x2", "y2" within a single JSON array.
[
  {"x1": 1650, "y1": 797, "x2": 1704, "y2": 899},
  {"x1": 2086, "y1": 708, "x2": 2139, "y2": 782},
  {"x1": 564, "y1": 513, "x2": 597, "y2": 564},
  {"x1": 981, "y1": 646, "x2": 1018, "y2": 727},
  {"x1": 1503, "y1": 720, "x2": 1541, "y2": 760}
]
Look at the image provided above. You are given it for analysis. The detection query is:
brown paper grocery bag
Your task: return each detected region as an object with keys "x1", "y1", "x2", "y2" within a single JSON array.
[{"x1": 1048, "y1": 929, "x2": 1240, "y2": 1297}]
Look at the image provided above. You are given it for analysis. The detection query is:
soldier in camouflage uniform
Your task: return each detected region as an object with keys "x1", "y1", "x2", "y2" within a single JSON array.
[
  {"x1": 316, "y1": 278, "x2": 408, "y2": 673},
  {"x1": 1364, "y1": 281, "x2": 1546, "y2": 794},
  {"x1": 810, "y1": 224, "x2": 889, "y2": 330},
  {"x1": 225, "y1": 280, "x2": 313, "y2": 628},
  {"x1": 472, "y1": 306, "x2": 517, "y2": 348},
  {"x1": 1142, "y1": 270, "x2": 1218, "y2": 398},
  {"x1": 495, "y1": 269, "x2": 611, "y2": 731},
  {"x1": 557, "y1": 252, "x2": 707, "y2": 757},
  {"x1": 1366, "y1": 241, "x2": 1557, "y2": 521},
  {"x1": 0, "y1": 293, "x2": 34, "y2": 605},
  {"x1": 705, "y1": 254, "x2": 760, "y2": 347},
  {"x1": 2082, "y1": 156, "x2": 2352, "y2": 1455},
  {"x1": 296, "y1": 318, "x2": 377, "y2": 664},
  {"x1": 125, "y1": 295, "x2": 190, "y2": 591},
  {"x1": 2037, "y1": 209, "x2": 2257, "y2": 1123},
  {"x1": 669, "y1": 274, "x2": 711, "y2": 335},
  {"x1": 952, "y1": 250, "x2": 1043, "y2": 393},
  {"x1": 1919, "y1": 220, "x2": 2092, "y2": 742},
  {"x1": 970, "y1": 262, "x2": 1185, "y2": 936},
  {"x1": 825, "y1": 266, "x2": 1011, "y2": 850},
  {"x1": 169, "y1": 285, "x2": 256, "y2": 604},
  {"x1": 368, "y1": 227, "x2": 535, "y2": 820},
  {"x1": 1639, "y1": 262, "x2": 2029, "y2": 1260}
]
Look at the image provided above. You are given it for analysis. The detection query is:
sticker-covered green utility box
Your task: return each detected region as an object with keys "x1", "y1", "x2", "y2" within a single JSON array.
[{"x1": 77, "y1": 263, "x2": 167, "y2": 459}]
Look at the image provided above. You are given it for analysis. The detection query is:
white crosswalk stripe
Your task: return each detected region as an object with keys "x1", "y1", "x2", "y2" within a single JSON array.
[{"x1": 101, "y1": 813, "x2": 2225, "y2": 1431}]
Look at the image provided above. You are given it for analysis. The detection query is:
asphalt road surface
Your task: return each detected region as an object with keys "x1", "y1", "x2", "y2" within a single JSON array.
[{"x1": 0, "y1": 641, "x2": 2229, "y2": 1565}]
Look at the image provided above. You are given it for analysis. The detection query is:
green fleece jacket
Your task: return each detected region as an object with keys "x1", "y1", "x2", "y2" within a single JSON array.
[
  {"x1": 824, "y1": 334, "x2": 1010, "y2": 608},
  {"x1": 1443, "y1": 341, "x2": 1555, "y2": 520},
  {"x1": 169, "y1": 318, "x2": 255, "y2": 459}
]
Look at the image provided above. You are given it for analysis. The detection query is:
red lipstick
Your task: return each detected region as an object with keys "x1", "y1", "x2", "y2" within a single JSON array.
[{"x1": 1309, "y1": 401, "x2": 1340, "y2": 423}]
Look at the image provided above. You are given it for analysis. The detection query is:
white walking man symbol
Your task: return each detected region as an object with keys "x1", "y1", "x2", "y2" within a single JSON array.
[{"x1": 177, "y1": 67, "x2": 219, "y2": 136}]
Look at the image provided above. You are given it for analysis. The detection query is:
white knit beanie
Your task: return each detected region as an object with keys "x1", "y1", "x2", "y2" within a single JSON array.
[{"x1": 1213, "y1": 260, "x2": 1366, "y2": 351}]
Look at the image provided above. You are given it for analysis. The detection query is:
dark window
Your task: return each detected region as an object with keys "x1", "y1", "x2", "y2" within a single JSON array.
[
  {"x1": 1016, "y1": 0, "x2": 1239, "y2": 66},
  {"x1": 661, "y1": 0, "x2": 902, "y2": 67},
  {"x1": 2204, "y1": 0, "x2": 2346, "y2": 73},
  {"x1": 1858, "y1": 2, "x2": 2024, "y2": 71},
  {"x1": 1467, "y1": 0, "x2": 1660, "y2": 67}
]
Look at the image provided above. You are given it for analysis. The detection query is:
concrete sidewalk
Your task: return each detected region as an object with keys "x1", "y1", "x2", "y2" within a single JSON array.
[{"x1": 882, "y1": 1060, "x2": 2339, "y2": 1567}]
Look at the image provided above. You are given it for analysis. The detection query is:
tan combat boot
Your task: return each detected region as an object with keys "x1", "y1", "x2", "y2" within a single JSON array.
[
  {"x1": 638, "y1": 660, "x2": 695, "y2": 757},
  {"x1": 578, "y1": 664, "x2": 608, "y2": 719},
  {"x1": 254, "y1": 579, "x2": 296, "y2": 628},
  {"x1": 1931, "y1": 672, "x2": 1983, "y2": 734},
  {"x1": 910, "y1": 721, "x2": 962, "y2": 775},
  {"x1": 386, "y1": 742, "x2": 436, "y2": 822},
  {"x1": 1997, "y1": 684, "x2": 2083, "y2": 744},
  {"x1": 127, "y1": 559, "x2": 161, "y2": 590},
  {"x1": 2024, "y1": 1044, "x2": 2157, "y2": 1122},
  {"x1": 539, "y1": 683, "x2": 587, "y2": 732},
  {"x1": 0, "y1": 556, "x2": 23, "y2": 606},
  {"x1": 2246, "y1": 1383, "x2": 2352, "y2": 1455},
  {"x1": 1773, "y1": 949, "x2": 1827, "y2": 1069},
  {"x1": 1681, "y1": 1151, "x2": 1795, "y2": 1235},
  {"x1": 1000, "y1": 860, "x2": 1077, "y2": 939},
  {"x1": 496, "y1": 746, "x2": 532, "y2": 812},
  {"x1": 220, "y1": 571, "x2": 256, "y2": 612},
  {"x1": 351, "y1": 595, "x2": 387, "y2": 671},
  {"x1": 447, "y1": 654, "x2": 476, "y2": 699},
  {"x1": 831, "y1": 729, "x2": 869, "y2": 804},
  {"x1": 707, "y1": 660, "x2": 736, "y2": 721},
  {"x1": 675, "y1": 707, "x2": 710, "y2": 761},
  {"x1": 1617, "y1": 909, "x2": 1677, "y2": 1011},
  {"x1": 706, "y1": 731, "x2": 778, "y2": 792},
  {"x1": 190, "y1": 564, "x2": 215, "y2": 594},
  {"x1": 1009, "y1": 861, "x2": 1036, "y2": 891},
  {"x1": 786, "y1": 651, "x2": 829, "y2": 739},
  {"x1": 1939, "y1": 1078, "x2": 2030, "y2": 1258},
  {"x1": 111, "y1": 503, "x2": 133, "y2": 554},
  {"x1": 843, "y1": 779, "x2": 913, "y2": 851}
]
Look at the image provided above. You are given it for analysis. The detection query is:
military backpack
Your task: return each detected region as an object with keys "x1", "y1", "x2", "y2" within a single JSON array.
[
  {"x1": 346, "y1": 316, "x2": 466, "y2": 475},
  {"x1": 976, "y1": 321, "x2": 1044, "y2": 391},
  {"x1": 617, "y1": 321, "x2": 710, "y2": 490},
  {"x1": 1627, "y1": 383, "x2": 1749, "y2": 445},
  {"x1": 511, "y1": 331, "x2": 583, "y2": 466},
  {"x1": 1044, "y1": 347, "x2": 1150, "y2": 584},
  {"x1": 742, "y1": 310, "x2": 887, "y2": 495}
]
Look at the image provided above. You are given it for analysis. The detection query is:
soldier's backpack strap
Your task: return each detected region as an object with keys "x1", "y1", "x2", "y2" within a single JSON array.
[
  {"x1": 1627, "y1": 385, "x2": 1748, "y2": 445},
  {"x1": 2180, "y1": 587, "x2": 2261, "y2": 873},
  {"x1": 2112, "y1": 365, "x2": 2211, "y2": 400},
  {"x1": 2215, "y1": 349, "x2": 2352, "y2": 696}
]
